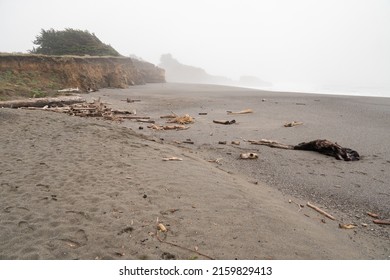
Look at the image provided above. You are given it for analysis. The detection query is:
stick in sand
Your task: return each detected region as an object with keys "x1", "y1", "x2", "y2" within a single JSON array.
[{"x1": 306, "y1": 202, "x2": 336, "y2": 220}]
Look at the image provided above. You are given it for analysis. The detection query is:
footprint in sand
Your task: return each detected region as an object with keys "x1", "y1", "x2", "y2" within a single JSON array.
[{"x1": 58, "y1": 229, "x2": 88, "y2": 249}]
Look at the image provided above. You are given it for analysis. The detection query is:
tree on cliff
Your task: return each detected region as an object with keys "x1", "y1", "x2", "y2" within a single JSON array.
[{"x1": 30, "y1": 28, "x2": 120, "y2": 56}]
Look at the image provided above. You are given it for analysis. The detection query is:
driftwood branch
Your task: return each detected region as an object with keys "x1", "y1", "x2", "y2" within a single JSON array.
[
  {"x1": 307, "y1": 202, "x2": 336, "y2": 220},
  {"x1": 0, "y1": 96, "x2": 85, "y2": 108},
  {"x1": 373, "y1": 219, "x2": 390, "y2": 225},
  {"x1": 248, "y1": 139, "x2": 294, "y2": 149}
]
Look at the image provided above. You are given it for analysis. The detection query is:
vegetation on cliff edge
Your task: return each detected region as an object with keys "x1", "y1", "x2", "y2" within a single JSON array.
[{"x1": 30, "y1": 28, "x2": 120, "y2": 57}]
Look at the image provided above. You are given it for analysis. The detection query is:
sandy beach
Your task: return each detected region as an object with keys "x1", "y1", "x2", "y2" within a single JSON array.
[{"x1": 1, "y1": 83, "x2": 389, "y2": 259}]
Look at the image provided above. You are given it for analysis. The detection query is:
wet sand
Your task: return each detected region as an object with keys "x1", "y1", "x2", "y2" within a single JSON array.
[{"x1": 0, "y1": 83, "x2": 389, "y2": 259}]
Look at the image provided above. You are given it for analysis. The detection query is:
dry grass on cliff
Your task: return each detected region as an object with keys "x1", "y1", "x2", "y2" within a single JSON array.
[{"x1": 0, "y1": 70, "x2": 65, "y2": 101}]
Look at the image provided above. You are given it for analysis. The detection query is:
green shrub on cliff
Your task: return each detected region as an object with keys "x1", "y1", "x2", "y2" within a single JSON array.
[{"x1": 30, "y1": 28, "x2": 120, "y2": 56}]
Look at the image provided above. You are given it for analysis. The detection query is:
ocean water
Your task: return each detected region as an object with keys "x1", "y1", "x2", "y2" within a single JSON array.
[{"x1": 252, "y1": 84, "x2": 390, "y2": 98}]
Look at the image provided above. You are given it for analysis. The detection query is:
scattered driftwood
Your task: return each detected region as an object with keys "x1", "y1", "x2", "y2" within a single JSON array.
[
  {"x1": 240, "y1": 153, "x2": 258, "y2": 159},
  {"x1": 284, "y1": 121, "x2": 303, "y2": 127},
  {"x1": 0, "y1": 96, "x2": 85, "y2": 108},
  {"x1": 294, "y1": 139, "x2": 360, "y2": 161},
  {"x1": 227, "y1": 109, "x2": 253, "y2": 115},
  {"x1": 167, "y1": 114, "x2": 194, "y2": 124},
  {"x1": 248, "y1": 139, "x2": 294, "y2": 149},
  {"x1": 57, "y1": 87, "x2": 80, "y2": 93},
  {"x1": 213, "y1": 119, "x2": 236, "y2": 125},
  {"x1": 306, "y1": 202, "x2": 336, "y2": 220},
  {"x1": 231, "y1": 141, "x2": 240, "y2": 145},
  {"x1": 148, "y1": 124, "x2": 190, "y2": 130},
  {"x1": 198, "y1": 112, "x2": 208, "y2": 115},
  {"x1": 373, "y1": 219, "x2": 390, "y2": 225}
]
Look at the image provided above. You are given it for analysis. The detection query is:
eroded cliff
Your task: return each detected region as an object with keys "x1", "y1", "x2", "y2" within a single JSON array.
[{"x1": 0, "y1": 54, "x2": 165, "y2": 100}]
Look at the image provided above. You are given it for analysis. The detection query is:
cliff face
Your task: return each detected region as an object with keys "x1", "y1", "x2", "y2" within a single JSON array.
[{"x1": 0, "y1": 54, "x2": 165, "y2": 100}]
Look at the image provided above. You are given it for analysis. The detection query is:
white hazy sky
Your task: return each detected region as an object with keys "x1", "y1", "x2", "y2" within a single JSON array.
[{"x1": 1, "y1": 0, "x2": 389, "y2": 93}]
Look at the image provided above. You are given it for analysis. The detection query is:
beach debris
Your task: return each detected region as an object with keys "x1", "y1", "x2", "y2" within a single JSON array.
[
  {"x1": 248, "y1": 139, "x2": 294, "y2": 149},
  {"x1": 148, "y1": 124, "x2": 190, "y2": 130},
  {"x1": 160, "y1": 208, "x2": 180, "y2": 215},
  {"x1": 262, "y1": 99, "x2": 267, "y2": 102},
  {"x1": 57, "y1": 87, "x2": 80, "y2": 93},
  {"x1": 339, "y1": 223, "x2": 357, "y2": 229},
  {"x1": 167, "y1": 114, "x2": 194, "y2": 124},
  {"x1": 227, "y1": 109, "x2": 253, "y2": 115},
  {"x1": 366, "y1": 212, "x2": 380, "y2": 218},
  {"x1": 288, "y1": 199, "x2": 304, "y2": 211},
  {"x1": 213, "y1": 119, "x2": 236, "y2": 125},
  {"x1": 198, "y1": 112, "x2": 208, "y2": 115},
  {"x1": 208, "y1": 158, "x2": 223, "y2": 164},
  {"x1": 218, "y1": 141, "x2": 227, "y2": 145},
  {"x1": 162, "y1": 157, "x2": 183, "y2": 161},
  {"x1": 157, "y1": 223, "x2": 168, "y2": 232},
  {"x1": 240, "y1": 153, "x2": 258, "y2": 159},
  {"x1": 372, "y1": 219, "x2": 390, "y2": 225},
  {"x1": 160, "y1": 114, "x2": 177, "y2": 119},
  {"x1": 0, "y1": 96, "x2": 85, "y2": 109},
  {"x1": 122, "y1": 98, "x2": 141, "y2": 103},
  {"x1": 248, "y1": 139, "x2": 360, "y2": 161},
  {"x1": 154, "y1": 224, "x2": 214, "y2": 260},
  {"x1": 284, "y1": 121, "x2": 304, "y2": 127},
  {"x1": 136, "y1": 119, "x2": 155, "y2": 123},
  {"x1": 294, "y1": 139, "x2": 360, "y2": 161},
  {"x1": 183, "y1": 139, "x2": 194, "y2": 144},
  {"x1": 361, "y1": 223, "x2": 368, "y2": 227},
  {"x1": 118, "y1": 226, "x2": 134, "y2": 235},
  {"x1": 161, "y1": 252, "x2": 176, "y2": 260},
  {"x1": 306, "y1": 202, "x2": 336, "y2": 220},
  {"x1": 231, "y1": 141, "x2": 240, "y2": 145}
]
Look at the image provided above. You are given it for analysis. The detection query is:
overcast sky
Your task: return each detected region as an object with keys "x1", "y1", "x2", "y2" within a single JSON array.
[{"x1": 1, "y1": 0, "x2": 389, "y2": 94}]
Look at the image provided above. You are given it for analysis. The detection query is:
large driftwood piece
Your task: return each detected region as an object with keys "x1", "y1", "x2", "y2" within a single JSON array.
[
  {"x1": 294, "y1": 139, "x2": 360, "y2": 161},
  {"x1": 0, "y1": 96, "x2": 85, "y2": 108},
  {"x1": 248, "y1": 139, "x2": 359, "y2": 161}
]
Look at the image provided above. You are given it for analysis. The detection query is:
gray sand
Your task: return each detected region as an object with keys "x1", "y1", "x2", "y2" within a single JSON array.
[{"x1": 0, "y1": 83, "x2": 389, "y2": 259}]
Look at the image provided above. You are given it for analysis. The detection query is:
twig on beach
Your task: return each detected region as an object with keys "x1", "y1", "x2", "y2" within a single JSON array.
[
  {"x1": 288, "y1": 199, "x2": 304, "y2": 212},
  {"x1": 227, "y1": 109, "x2": 253, "y2": 115},
  {"x1": 372, "y1": 219, "x2": 390, "y2": 225},
  {"x1": 284, "y1": 121, "x2": 303, "y2": 127},
  {"x1": 248, "y1": 139, "x2": 294, "y2": 150},
  {"x1": 213, "y1": 120, "x2": 236, "y2": 125},
  {"x1": 307, "y1": 202, "x2": 336, "y2": 220},
  {"x1": 162, "y1": 157, "x2": 183, "y2": 161},
  {"x1": 160, "y1": 115, "x2": 176, "y2": 119},
  {"x1": 366, "y1": 212, "x2": 380, "y2": 218},
  {"x1": 154, "y1": 228, "x2": 214, "y2": 260}
]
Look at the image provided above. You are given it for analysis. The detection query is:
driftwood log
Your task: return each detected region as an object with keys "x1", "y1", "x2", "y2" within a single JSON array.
[
  {"x1": 0, "y1": 96, "x2": 85, "y2": 108},
  {"x1": 248, "y1": 139, "x2": 359, "y2": 161},
  {"x1": 294, "y1": 139, "x2": 360, "y2": 161}
]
